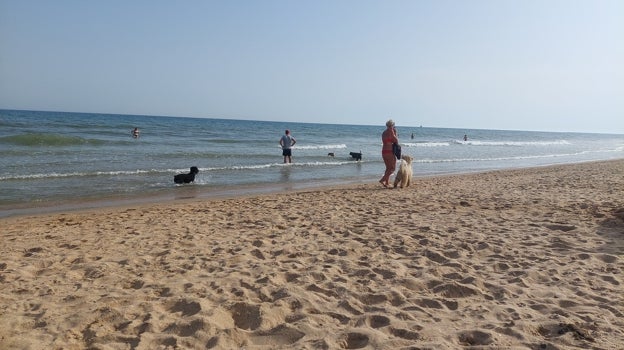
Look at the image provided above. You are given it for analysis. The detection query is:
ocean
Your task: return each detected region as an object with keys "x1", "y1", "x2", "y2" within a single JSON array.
[{"x1": 1, "y1": 109, "x2": 623, "y2": 217}]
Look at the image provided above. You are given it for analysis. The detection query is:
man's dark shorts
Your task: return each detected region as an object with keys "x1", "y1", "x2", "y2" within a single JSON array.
[{"x1": 282, "y1": 149, "x2": 292, "y2": 157}]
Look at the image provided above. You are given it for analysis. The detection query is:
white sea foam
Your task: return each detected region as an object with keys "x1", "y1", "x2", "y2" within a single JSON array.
[
  {"x1": 403, "y1": 142, "x2": 450, "y2": 147},
  {"x1": 414, "y1": 150, "x2": 601, "y2": 164},
  {"x1": 292, "y1": 144, "x2": 347, "y2": 150},
  {"x1": 454, "y1": 140, "x2": 571, "y2": 146}
]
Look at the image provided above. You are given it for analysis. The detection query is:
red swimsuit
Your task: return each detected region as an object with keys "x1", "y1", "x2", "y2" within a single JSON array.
[{"x1": 382, "y1": 137, "x2": 394, "y2": 154}]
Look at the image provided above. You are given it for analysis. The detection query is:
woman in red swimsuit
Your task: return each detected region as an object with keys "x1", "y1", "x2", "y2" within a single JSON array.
[{"x1": 380, "y1": 119, "x2": 398, "y2": 187}]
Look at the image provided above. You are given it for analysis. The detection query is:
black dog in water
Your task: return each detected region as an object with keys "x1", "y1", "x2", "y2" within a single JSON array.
[
  {"x1": 349, "y1": 152, "x2": 362, "y2": 161},
  {"x1": 174, "y1": 166, "x2": 199, "y2": 184}
]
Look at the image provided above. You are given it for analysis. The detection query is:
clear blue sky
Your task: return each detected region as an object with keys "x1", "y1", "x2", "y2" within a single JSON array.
[{"x1": 1, "y1": 0, "x2": 622, "y2": 133}]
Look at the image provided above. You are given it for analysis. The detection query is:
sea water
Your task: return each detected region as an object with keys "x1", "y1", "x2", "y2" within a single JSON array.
[{"x1": 1, "y1": 109, "x2": 623, "y2": 217}]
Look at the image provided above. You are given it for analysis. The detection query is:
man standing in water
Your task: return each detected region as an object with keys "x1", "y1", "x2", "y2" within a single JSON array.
[{"x1": 279, "y1": 129, "x2": 297, "y2": 163}]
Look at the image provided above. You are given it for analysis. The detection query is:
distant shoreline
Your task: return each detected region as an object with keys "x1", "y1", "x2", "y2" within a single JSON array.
[
  {"x1": 0, "y1": 174, "x2": 376, "y2": 219},
  {"x1": 2, "y1": 159, "x2": 621, "y2": 219}
]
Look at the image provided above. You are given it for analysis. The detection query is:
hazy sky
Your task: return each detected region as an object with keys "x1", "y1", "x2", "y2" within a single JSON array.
[{"x1": 1, "y1": 0, "x2": 622, "y2": 133}]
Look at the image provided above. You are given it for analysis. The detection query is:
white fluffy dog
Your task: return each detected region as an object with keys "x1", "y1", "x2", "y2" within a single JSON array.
[{"x1": 393, "y1": 155, "x2": 413, "y2": 189}]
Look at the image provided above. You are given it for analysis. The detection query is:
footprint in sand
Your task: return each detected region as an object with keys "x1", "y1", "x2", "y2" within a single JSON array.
[
  {"x1": 458, "y1": 330, "x2": 494, "y2": 346},
  {"x1": 23, "y1": 247, "x2": 43, "y2": 257},
  {"x1": 163, "y1": 319, "x2": 205, "y2": 337},
  {"x1": 229, "y1": 302, "x2": 261, "y2": 330},
  {"x1": 414, "y1": 298, "x2": 444, "y2": 309},
  {"x1": 432, "y1": 282, "x2": 480, "y2": 298},
  {"x1": 121, "y1": 279, "x2": 144, "y2": 290},
  {"x1": 339, "y1": 332, "x2": 369, "y2": 349},
  {"x1": 365, "y1": 314, "x2": 390, "y2": 328},
  {"x1": 390, "y1": 327, "x2": 422, "y2": 340},
  {"x1": 168, "y1": 299, "x2": 201, "y2": 316},
  {"x1": 358, "y1": 293, "x2": 387, "y2": 305},
  {"x1": 249, "y1": 324, "x2": 305, "y2": 346}
]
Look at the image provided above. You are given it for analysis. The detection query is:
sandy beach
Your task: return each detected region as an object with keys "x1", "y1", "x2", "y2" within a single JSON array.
[{"x1": 1, "y1": 160, "x2": 622, "y2": 349}]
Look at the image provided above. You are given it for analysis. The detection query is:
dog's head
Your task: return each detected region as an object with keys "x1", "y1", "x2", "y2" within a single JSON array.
[
  {"x1": 190, "y1": 166, "x2": 199, "y2": 174},
  {"x1": 401, "y1": 155, "x2": 413, "y2": 164}
]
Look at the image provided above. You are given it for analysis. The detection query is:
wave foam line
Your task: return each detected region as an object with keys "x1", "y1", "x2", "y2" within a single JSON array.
[
  {"x1": 0, "y1": 169, "x2": 163, "y2": 181},
  {"x1": 0, "y1": 133, "x2": 105, "y2": 146},
  {"x1": 403, "y1": 142, "x2": 450, "y2": 147},
  {"x1": 453, "y1": 140, "x2": 571, "y2": 146},
  {"x1": 212, "y1": 160, "x2": 364, "y2": 171},
  {"x1": 413, "y1": 150, "x2": 602, "y2": 164},
  {"x1": 292, "y1": 144, "x2": 347, "y2": 150},
  {"x1": 0, "y1": 161, "x2": 367, "y2": 180}
]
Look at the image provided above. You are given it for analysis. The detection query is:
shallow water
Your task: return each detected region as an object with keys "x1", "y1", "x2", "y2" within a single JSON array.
[{"x1": 1, "y1": 109, "x2": 623, "y2": 216}]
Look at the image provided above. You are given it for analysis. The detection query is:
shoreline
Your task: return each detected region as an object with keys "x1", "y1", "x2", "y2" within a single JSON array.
[
  {"x1": 1, "y1": 159, "x2": 614, "y2": 219},
  {"x1": 0, "y1": 175, "x2": 378, "y2": 219},
  {"x1": 1, "y1": 159, "x2": 623, "y2": 348}
]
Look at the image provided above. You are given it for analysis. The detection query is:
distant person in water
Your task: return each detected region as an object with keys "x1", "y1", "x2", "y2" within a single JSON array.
[
  {"x1": 411, "y1": 132, "x2": 414, "y2": 139},
  {"x1": 132, "y1": 127, "x2": 140, "y2": 138},
  {"x1": 463, "y1": 134, "x2": 468, "y2": 141},
  {"x1": 279, "y1": 129, "x2": 296, "y2": 163}
]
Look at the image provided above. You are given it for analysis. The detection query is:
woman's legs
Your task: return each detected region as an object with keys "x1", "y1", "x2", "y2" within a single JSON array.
[{"x1": 380, "y1": 153, "x2": 396, "y2": 186}]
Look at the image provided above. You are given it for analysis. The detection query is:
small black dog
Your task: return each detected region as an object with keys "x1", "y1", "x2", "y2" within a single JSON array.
[
  {"x1": 327, "y1": 152, "x2": 335, "y2": 157},
  {"x1": 174, "y1": 166, "x2": 199, "y2": 184},
  {"x1": 349, "y1": 152, "x2": 362, "y2": 161}
]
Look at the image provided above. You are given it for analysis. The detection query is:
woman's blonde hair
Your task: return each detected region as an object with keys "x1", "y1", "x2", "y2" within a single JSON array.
[{"x1": 386, "y1": 119, "x2": 395, "y2": 127}]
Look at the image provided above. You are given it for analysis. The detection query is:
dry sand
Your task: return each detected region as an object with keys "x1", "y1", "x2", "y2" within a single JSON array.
[{"x1": 1, "y1": 160, "x2": 623, "y2": 349}]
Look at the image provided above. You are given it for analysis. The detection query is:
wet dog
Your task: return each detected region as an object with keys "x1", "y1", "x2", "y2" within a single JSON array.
[
  {"x1": 349, "y1": 152, "x2": 362, "y2": 161},
  {"x1": 327, "y1": 152, "x2": 335, "y2": 157},
  {"x1": 174, "y1": 166, "x2": 199, "y2": 184},
  {"x1": 393, "y1": 155, "x2": 413, "y2": 188}
]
